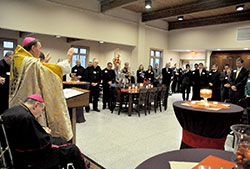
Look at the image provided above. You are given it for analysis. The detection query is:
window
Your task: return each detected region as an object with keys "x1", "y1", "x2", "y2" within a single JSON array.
[
  {"x1": 150, "y1": 49, "x2": 163, "y2": 68},
  {"x1": 71, "y1": 46, "x2": 89, "y2": 67},
  {"x1": 0, "y1": 39, "x2": 17, "y2": 59}
]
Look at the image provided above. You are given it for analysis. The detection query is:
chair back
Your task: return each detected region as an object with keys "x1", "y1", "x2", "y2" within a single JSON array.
[
  {"x1": 161, "y1": 86, "x2": 167, "y2": 100},
  {"x1": 148, "y1": 88, "x2": 157, "y2": 103},
  {"x1": 157, "y1": 86, "x2": 163, "y2": 99},
  {"x1": 111, "y1": 87, "x2": 121, "y2": 102},
  {"x1": 138, "y1": 88, "x2": 148, "y2": 105}
]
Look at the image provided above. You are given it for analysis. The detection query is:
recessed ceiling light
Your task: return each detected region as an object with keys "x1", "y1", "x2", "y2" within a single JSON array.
[
  {"x1": 99, "y1": 40, "x2": 104, "y2": 44},
  {"x1": 145, "y1": 0, "x2": 152, "y2": 9},
  {"x1": 243, "y1": 48, "x2": 249, "y2": 50},
  {"x1": 236, "y1": 4, "x2": 244, "y2": 11},
  {"x1": 217, "y1": 49, "x2": 221, "y2": 51},
  {"x1": 55, "y1": 35, "x2": 61, "y2": 38},
  {"x1": 178, "y1": 16, "x2": 184, "y2": 21}
]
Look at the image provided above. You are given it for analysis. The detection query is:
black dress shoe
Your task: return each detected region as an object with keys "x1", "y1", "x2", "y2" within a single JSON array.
[{"x1": 93, "y1": 109, "x2": 100, "y2": 112}]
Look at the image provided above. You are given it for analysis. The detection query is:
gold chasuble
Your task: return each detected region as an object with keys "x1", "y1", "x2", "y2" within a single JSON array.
[{"x1": 9, "y1": 45, "x2": 73, "y2": 141}]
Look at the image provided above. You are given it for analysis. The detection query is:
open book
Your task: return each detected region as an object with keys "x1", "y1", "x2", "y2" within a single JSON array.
[{"x1": 63, "y1": 88, "x2": 84, "y2": 99}]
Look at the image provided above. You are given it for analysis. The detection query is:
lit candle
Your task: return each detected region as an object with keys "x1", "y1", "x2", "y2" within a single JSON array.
[{"x1": 140, "y1": 83, "x2": 143, "y2": 88}]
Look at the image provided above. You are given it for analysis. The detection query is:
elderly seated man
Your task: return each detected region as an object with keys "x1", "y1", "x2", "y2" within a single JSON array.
[{"x1": 1, "y1": 94, "x2": 87, "y2": 169}]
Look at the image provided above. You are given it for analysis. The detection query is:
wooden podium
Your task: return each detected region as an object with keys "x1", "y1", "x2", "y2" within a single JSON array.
[{"x1": 65, "y1": 87, "x2": 90, "y2": 144}]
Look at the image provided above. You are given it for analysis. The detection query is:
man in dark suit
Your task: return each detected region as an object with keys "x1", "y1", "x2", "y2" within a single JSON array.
[
  {"x1": 171, "y1": 63, "x2": 178, "y2": 93},
  {"x1": 229, "y1": 58, "x2": 249, "y2": 105},
  {"x1": 84, "y1": 59, "x2": 102, "y2": 112},
  {"x1": 102, "y1": 62, "x2": 116, "y2": 109},
  {"x1": 208, "y1": 64, "x2": 221, "y2": 101},
  {"x1": 192, "y1": 63, "x2": 208, "y2": 100},
  {"x1": 162, "y1": 62, "x2": 173, "y2": 93},
  {"x1": 181, "y1": 64, "x2": 192, "y2": 101},
  {"x1": 71, "y1": 59, "x2": 85, "y2": 81},
  {"x1": 0, "y1": 52, "x2": 13, "y2": 114},
  {"x1": 220, "y1": 64, "x2": 230, "y2": 101}
]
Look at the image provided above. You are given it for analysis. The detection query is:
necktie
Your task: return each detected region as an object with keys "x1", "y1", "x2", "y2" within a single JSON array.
[{"x1": 236, "y1": 69, "x2": 240, "y2": 79}]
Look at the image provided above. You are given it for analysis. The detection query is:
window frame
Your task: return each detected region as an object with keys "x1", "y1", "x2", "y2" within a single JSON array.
[
  {"x1": 71, "y1": 45, "x2": 89, "y2": 68},
  {"x1": 0, "y1": 38, "x2": 17, "y2": 60},
  {"x1": 149, "y1": 48, "x2": 163, "y2": 68}
]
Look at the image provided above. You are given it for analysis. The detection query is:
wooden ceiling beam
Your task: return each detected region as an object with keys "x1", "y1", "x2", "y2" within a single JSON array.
[
  {"x1": 142, "y1": 0, "x2": 250, "y2": 22},
  {"x1": 101, "y1": 0, "x2": 141, "y2": 12},
  {"x1": 19, "y1": 31, "x2": 34, "y2": 38},
  {"x1": 168, "y1": 10, "x2": 250, "y2": 30},
  {"x1": 66, "y1": 38, "x2": 82, "y2": 43}
]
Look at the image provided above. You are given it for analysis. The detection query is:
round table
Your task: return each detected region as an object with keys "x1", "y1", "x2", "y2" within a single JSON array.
[
  {"x1": 63, "y1": 81, "x2": 90, "y2": 123},
  {"x1": 135, "y1": 148, "x2": 233, "y2": 169},
  {"x1": 173, "y1": 101, "x2": 244, "y2": 149}
]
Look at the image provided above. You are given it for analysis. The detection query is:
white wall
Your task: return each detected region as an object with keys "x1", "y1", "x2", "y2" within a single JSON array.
[
  {"x1": 168, "y1": 21, "x2": 250, "y2": 50},
  {"x1": 165, "y1": 50, "x2": 180, "y2": 67},
  {"x1": 0, "y1": 0, "x2": 138, "y2": 46},
  {"x1": 179, "y1": 52, "x2": 205, "y2": 60},
  {"x1": 0, "y1": 0, "x2": 172, "y2": 71}
]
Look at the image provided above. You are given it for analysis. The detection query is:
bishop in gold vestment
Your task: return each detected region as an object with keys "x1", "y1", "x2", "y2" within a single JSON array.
[{"x1": 9, "y1": 37, "x2": 73, "y2": 141}]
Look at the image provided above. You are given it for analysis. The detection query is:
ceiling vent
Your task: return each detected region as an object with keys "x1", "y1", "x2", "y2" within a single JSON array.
[{"x1": 237, "y1": 27, "x2": 250, "y2": 41}]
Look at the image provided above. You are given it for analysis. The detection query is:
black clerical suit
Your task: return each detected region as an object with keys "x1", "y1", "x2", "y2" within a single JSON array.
[
  {"x1": 220, "y1": 72, "x2": 231, "y2": 102},
  {"x1": 2, "y1": 105, "x2": 86, "y2": 169},
  {"x1": 137, "y1": 70, "x2": 145, "y2": 83},
  {"x1": 181, "y1": 70, "x2": 192, "y2": 101},
  {"x1": 192, "y1": 69, "x2": 208, "y2": 100},
  {"x1": 176, "y1": 68, "x2": 183, "y2": 93},
  {"x1": 102, "y1": 68, "x2": 115, "y2": 109},
  {"x1": 172, "y1": 68, "x2": 178, "y2": 93},
  {"x1": 85, "y1": 65, "x2": 102, "y2": 110},
  {"x1": 0, "y1": 59, "x2": 10, "y2": 114},
  {"x1": 208, "y1": 70, "x2": 221, "y2": 101},
  {"x1": 145, "y1": 70, "x2": 154, "y2": 84},
  {"x1": 71, "y1": 65, "x2": 85, "y2": 81},
  {"x1": 229, "y1": 67, "x2": 249, "y2": 104},
  {"x1": 162, "y1": 67, "x2": 173, "y2": 90}
]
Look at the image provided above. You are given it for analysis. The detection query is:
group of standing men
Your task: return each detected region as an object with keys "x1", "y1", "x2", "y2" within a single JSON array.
[
  {"x1": 178, "y1": 58, "x2": 249, "y2": 105},
  {"x1": 71, "y1": 59, "x2": 115, "y2": 112}
]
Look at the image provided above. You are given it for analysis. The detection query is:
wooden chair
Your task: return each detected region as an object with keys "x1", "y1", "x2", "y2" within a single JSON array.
[
  {"x1": 118, "y1": 91, "x2": 129, "y2": 115},
  {"x1": 110, "y1": 87, "x2": 121, "y2": 113},
  {"x1": 147, "y1": 88, "x2": 158, "y2": 114},
  {"x1": 133, "y1": 88, "x2": 148, "y2": 117},
  {"x1": 155, "y1": 86, "x2": 163, "y2": 112},
  {"x1": 157, "y1": 86, "x2": 167, "y2": 112}
]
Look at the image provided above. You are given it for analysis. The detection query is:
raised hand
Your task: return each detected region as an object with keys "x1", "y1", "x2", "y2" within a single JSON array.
[
  {"x1": 44, "y1": 52, "x2": 51, "y2": 63},
  {"x1": 66, "y1": 48, "x2": 74, "y2": 63}
]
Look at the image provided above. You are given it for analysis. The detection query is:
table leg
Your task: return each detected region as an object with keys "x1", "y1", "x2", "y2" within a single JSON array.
[
  {"x1": 128, "y1": 93, "x2": 132, "y2": 116},
  {"x1": 71, "y1": 108, "x2": 76, "y2": 144}
]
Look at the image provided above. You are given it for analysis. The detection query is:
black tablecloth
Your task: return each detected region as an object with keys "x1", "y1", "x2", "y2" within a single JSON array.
[
  {"x1": 173, "y1": 101, "x2": 244, "y2": 149},
  {"x1": 63, "y1": 82, "x2": 90, "y2": 123},
  {"x1": 136, "y1": 148, "x2": 233, "y2": 169}
]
